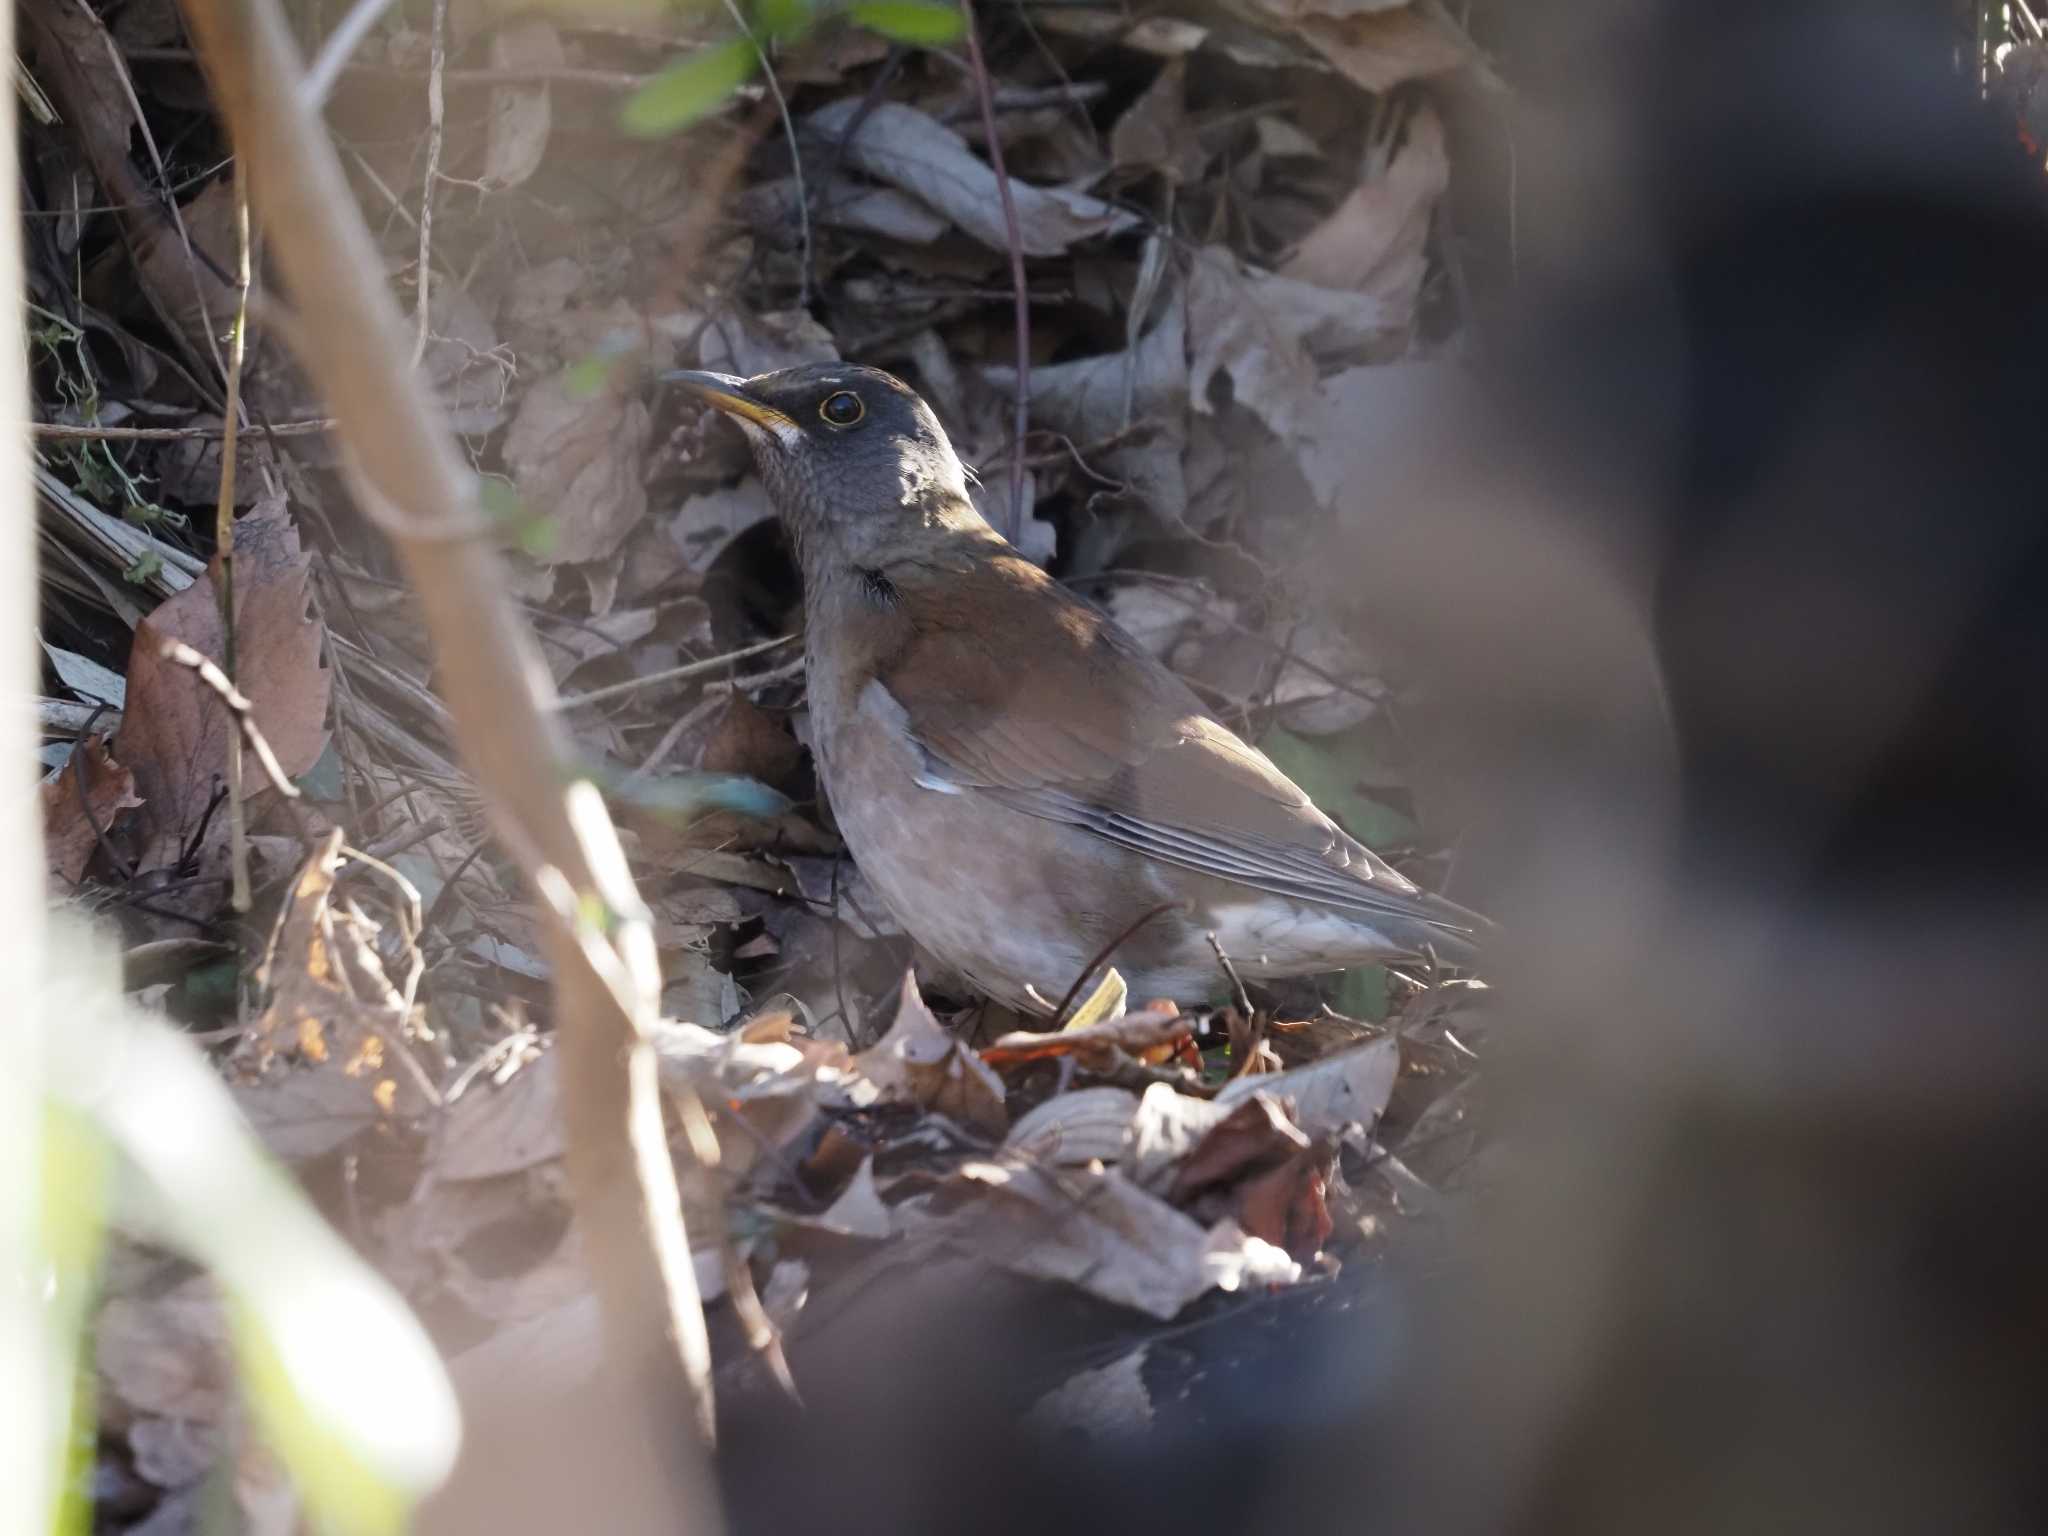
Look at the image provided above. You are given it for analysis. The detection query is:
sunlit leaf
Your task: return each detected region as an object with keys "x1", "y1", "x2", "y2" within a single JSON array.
[
  {"x1": 846, "y1": 0, "x2": 966, "y2": 45},
  {"x1": 620, "y1": 37, "x2": 761, "y2": 137}
]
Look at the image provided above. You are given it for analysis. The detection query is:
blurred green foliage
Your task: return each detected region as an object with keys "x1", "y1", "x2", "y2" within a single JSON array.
[{"x1": 621, "y1": 0, "x2": 965, "y2": 137}]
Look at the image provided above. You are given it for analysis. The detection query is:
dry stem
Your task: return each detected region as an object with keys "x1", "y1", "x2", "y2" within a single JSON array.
[{"x1": 175, "y1": 0, "x2": 721, "y2": 1511}]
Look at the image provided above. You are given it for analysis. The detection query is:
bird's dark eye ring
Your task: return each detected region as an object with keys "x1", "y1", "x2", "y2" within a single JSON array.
[{"x1": 819, "y1": 391, "x2": 865, "y2": 427}]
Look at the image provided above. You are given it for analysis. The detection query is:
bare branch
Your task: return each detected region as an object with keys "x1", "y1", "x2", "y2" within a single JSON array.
[{"x1": 174, "y1": 0, "x2": 722, "y2": 1508}]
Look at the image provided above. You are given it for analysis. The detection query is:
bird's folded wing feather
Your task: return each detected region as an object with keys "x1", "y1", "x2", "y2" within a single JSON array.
[{"x1": 870, "y1": 553, "x2": 1478, "y2": 944}]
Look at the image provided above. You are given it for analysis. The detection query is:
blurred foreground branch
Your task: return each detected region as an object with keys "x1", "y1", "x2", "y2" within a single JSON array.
[{"x1": 174, "y1": 0, "x2": 719, "y2": 1516}]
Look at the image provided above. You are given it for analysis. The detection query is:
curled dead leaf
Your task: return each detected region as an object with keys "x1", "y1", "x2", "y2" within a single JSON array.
[
  {"x1": 42, "y1": 734, "x2": 143, "y2": 884},
  {"x1": 853, "y1": 970, "x2": 1006, "y2": 1137}
]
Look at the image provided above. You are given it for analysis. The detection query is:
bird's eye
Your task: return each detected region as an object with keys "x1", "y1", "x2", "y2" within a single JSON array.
[{"x1": 819, "y1": 391, "x2": 865, "y2": 427}]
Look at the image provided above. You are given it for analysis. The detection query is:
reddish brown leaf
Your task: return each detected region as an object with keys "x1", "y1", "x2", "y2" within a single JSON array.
[
  {"x1": 1236, "y1": 1143, "x2": 1336, "y2": 1261},
  {"x1": 42, "y1": 734, "x2": 143, "y2": 884},
  {"x1": 1167, "y1": 1093, "x2": 1310, "y2": 1205},
  {"x1": 115, "y1": 495, "x2": 329, "y2": 873}
]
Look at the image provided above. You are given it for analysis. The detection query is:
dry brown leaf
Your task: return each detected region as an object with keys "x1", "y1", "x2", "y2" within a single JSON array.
[
  {"x1": 702, "y1": 693, "x2": 804, "y2": 787},
  {"x1": 1110, "y1": 58, "x2": 1209, "y2": 185},
  {"x1": 502, "y1": 373, "x2": 653, "y2": 566},
  {"x1": 116, "y1": 494, "x2": 329, "y2": 873},
  {"x1": 43, "y1": 734, "x2": 143, "y2": 884},
  {"x1": 805, "y1": 99, "x2": 1140, "y2": 256},
  {"x1": 483, "y1": 20, "x2": 560, "y2": 190},
  {"x1": 1283, "y1": 100, "x2": 1450, "y2": 328},
  {"x1": 1234, "y1": 0, "x2": 1479, "y2": 94},
  {"x1": 980, "y1": 1006, "x2": 1192, "y2": 1069},
  {"x1": 853, "y1": 970, "x2": 1006, "y2": 1137},
  {"x1": 1235, "y1": 1140, "x2": 1337, "y2": 1259},
  {"x1": 1169, "y1": 1092, "x2": 1312, "y2": 1203}
]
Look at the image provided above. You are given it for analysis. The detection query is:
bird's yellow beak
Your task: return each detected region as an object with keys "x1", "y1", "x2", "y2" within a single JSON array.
[{"x1": 662, "y1": 369, "x2": 800, "y2": 437}]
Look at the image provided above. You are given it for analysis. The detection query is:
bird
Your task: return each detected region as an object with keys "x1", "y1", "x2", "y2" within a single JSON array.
[{"x1": 664, "y1": 362, "x2": 1484, "y2": 1013}]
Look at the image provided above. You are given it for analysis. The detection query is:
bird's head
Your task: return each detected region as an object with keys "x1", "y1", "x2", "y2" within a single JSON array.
[{"x1": 664, "y1": 362, "x2": 986, "y2": 568}]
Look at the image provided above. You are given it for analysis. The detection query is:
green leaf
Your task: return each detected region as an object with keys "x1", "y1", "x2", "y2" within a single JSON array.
[
  {"x1": 620, "y1": 37, "x2": 761, "y2": 138},
  {"x1": 845, "y1": 0, "x2": 966, "y2": 44}
]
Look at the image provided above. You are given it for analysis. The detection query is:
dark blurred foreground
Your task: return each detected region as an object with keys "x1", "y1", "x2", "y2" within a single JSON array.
[{"x1": 431, "y1": 5, "x2": 2048, "y2": 1531}]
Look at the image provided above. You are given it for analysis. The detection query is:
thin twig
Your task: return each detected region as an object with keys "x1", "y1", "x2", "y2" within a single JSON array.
[
  {"x1": 718, "y1": 0, "x2": 810, "y2": 308},
  {"x1": 557, "y1": 633, "x2": 796, "y2": 709},
  {"x1": 180, "y1": 0, "x2": 723, "y2": 1488},
  {"x1": 217, "y1": 160, "x2": 255, "y2": 912},
  {"x1": 1050, "y1": 901, "x2": 1189, "y2": 1027},
  {"x1": 301, "y1": 0, "x2": 405, "y2": 108},
  {"x1": 955, "y1": 0, "x2": 1031, "y2": 543},
  {"x1": 161, "y1": 641, "x2": 305, "y2": 807},
  {"x1": 30, "y1": 417, "x2": 336, "y2": 440},
  {"x1": 1205, "y1": 930, "x2": 1255, "y2": 1017},
  {"x1": 414, "y1": 0, "x2": 449, "y2": 369}
]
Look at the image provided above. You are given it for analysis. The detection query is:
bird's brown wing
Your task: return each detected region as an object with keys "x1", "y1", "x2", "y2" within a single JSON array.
[{"x1": 869, "y1": 552, "x2": 1479, "y2": 947}]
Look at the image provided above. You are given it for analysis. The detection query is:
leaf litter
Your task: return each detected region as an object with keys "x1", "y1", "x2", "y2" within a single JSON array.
[{"x1": 26, "y1": 0, "x2": 1505, "y2": 1507}]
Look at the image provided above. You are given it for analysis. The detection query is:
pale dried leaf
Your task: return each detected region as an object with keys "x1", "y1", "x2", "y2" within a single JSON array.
[
  {"x1": 116, "y1": 495, "x2": 330, "y2": 872},
  {"x1": 1235, "y1": 0, "x2": 1478, "y2": 93},
  {"x1": 853, "y1": 969, "x2": 1006, "y2": 1136},
  {"x1": 1293, "y1": 358, "x2": 1470, "y2": 511},
  {"x1": 694, "y1": 306, "x2": 840, "y2": 379},
  {"x1": 437, "y1": 1050, "x2": 563, "y2": 1181},
  {"x1": 1110, "y1": 58, "x2": 1209, "y2": 184},
  {"x1": 806, "y1": 99, "x2": 1140, "y2": 256},
  {"x1": 817, "y1": 1157, "x2": 893, "y2": 1239},
  {"x1": 922, "y1": 1158, "x2": 1299, "y2": 1318},
  {"x1": 1026, "y1": 1346, "x2": 1154, "y2": 1436},
  {"x1": 483, "y1": 21, "x2": 560, "y2": 190},
  {"x1": 1186, "y1": 247, "x2": 1400, "y2": 441},
  {"x1": 1283, "y1": 101, "x2": 1449, "y2": 328},
  {"x1": 1254, "y1": 115, "x2": 1324, "y2": 159},
  {"x1": 97, "y1": 1276, "x2": 232, "y2": 1424},
  {"x1": 1004, "y1": 1086, "x2": 1141, "y2": 1168},
  {"x1": 742, "y1": 174, "x2": 951, "y2": 244},
  {"x1": 503, "y1": 376, "x2": 652, "y2": 565},
  {"x1": 1214, "y1": 1033, "x2": 1400, "y2": 1137},
  {"x1": 129, "y1": 1415, "x2": 219, "y2": 1491},
  {"x1": 44, "y1": 641, "x2": 127, "y2": 706},
  {"x1": 42, "y1": 733, "x2": 142, "y2": 884},
  {"x1": 987, "y1": 295, "x2": 1188, "y2": 518},
  {"x1": 1125, "y1": 1081, "x2": 1235, "y2": 1191},
  {"x1": 662, "y1": 477, "x2": 777, "y2": 574}
]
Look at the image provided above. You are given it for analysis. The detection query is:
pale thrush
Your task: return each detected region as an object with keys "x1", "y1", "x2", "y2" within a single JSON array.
[{"x1": 666, "y1": 363, "x2": 1483, "y2": 1011}]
